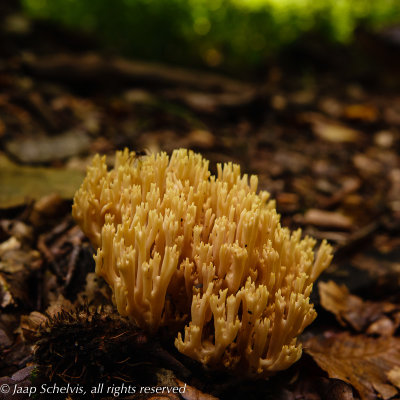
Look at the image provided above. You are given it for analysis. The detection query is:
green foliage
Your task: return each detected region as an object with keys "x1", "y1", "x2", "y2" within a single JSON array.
[{"x1": 22, "y1": 0, "x2": 400, "y2": 74}]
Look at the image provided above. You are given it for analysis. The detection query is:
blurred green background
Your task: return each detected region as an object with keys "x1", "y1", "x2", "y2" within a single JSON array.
[{"x1": 20, "y1": 0, "x2": 400, "y2": 76}]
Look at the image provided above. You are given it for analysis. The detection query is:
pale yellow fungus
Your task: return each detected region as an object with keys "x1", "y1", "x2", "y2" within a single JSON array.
[{"x1": 72, "y1": 148, "x2": 332, "y2": 377}]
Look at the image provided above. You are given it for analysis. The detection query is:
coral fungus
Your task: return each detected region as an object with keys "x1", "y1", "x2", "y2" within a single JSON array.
[{"x1": 72, "y1": 148, "x2": 332, "y2": 377}]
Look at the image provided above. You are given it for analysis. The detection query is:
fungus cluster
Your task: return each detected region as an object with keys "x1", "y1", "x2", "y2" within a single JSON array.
[{"x1": 72, "y1": 148, "x2": 332, "y2": 377}]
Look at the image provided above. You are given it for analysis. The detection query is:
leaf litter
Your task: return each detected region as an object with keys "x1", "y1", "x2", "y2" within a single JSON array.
[{"x1": 1, "y1": 1, "x2": 400, "y2": 399}]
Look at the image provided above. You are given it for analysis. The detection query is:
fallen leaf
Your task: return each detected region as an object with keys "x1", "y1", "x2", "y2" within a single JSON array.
[
  {"x1": 45, "y1": 294, "x2": 74, "y2": 317},
  {"x1": 344, "y1": 104, "x2": 378, "y2": 122},
  {"x1": 29, "y1": 194, "x2": 69, "y2": 228},
  {"x1": 300, "y1": 113, "x2": 362, "y2": 143},
  {"x1": 185, "y1": 129, "x2": 215, "y2": 148},
  {"x1": 304, "y1": 332, "x2": 400, "y2": 400},
  {"x1": 276, "y1": 192, "x2": 299, "y2": 213},
  {"x1": 351, "y1": 253, "x2": 400, "y2": 293},
  {"x1": 384, "y1": 106, "x2": 400, "y2": 125},
  {"x1": 20, "y1": 311, "x2": 49, "y2": 342},
  {"x1": 0, "y1": 328, "x2": 13, "y2": 348},
  {"x1": 5, "y1": 130, "x2": 90, "y2": 163},
  {"x1": 298, "y1": 209, "x2": 353, "y2": 230},
  {"x1": 317, "y1": 378, "x2": 355, "y2": 400},
  {"x1": 175, "y1": 379, "x2": 219, "y2": 400},
  {"x1": 163, "y1": 89, "x2": 256, "y2": 112},
  {"x1": 76, "y1": 272, "x2": 111, "y2": 306},
  {"x1": 374, "y1": 131, "x2": 394, "y2": 148},
  {"x1": 123, "y1": 88, "x2": 155, "y2": 104},
  {"x1": 0, "y1": 220, "x2": 33, "y2": 244},
  {"x1": 0, "y1": 274, "x2": 14, "y2": 307},
  {"x1": 0, "y1": 237, "x2": 41, "y2": 308},
  {"x1": 0, "y1": 236, "x2": 20, "y2": 257},
  {"x1": 270, "y1": 94, "x2": 287, "y2": 110},
  {"x1": 0, "y1": 366, "x2": 35, "y2": 400},
  {"x1": 143, "y1": 395, "x2": 180, "y2": 400},
  {"x1": 318, "y1": 97, "x2": 343, "y2": 117},
  {"x1": 319, "y1": 281, "x2": 399, "y2": 335},
  {"x1": 313, "y1": 121, "x2": 360, "y2": 142},
  {"x1": 387, "y1": 367, "x2": 400, "y2": 389},
  {"x1": 353, "y1": 154, "x2": 383, "y2": 176},
  {"x1": 274, "y1": 150, "x2": 308, "y2": 174},
  {"x1": 0, "y1": 154, "x2": 85, "y2": 208}
]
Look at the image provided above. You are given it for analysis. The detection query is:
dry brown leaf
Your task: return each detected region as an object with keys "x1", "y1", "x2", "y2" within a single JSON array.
[
  {"x1": 313, "y1": 121, "x2": 361, "y2": 143},
  {"x1": 319, "y1": 281, "x2": 399, "y2": 335},
  {"x1": 318, "y1": 97, "x2": 343, "y2": 117},
  {"x1": 351, "y1": 253, "x2": 400, "y2": 279},
  {"x1": 0, "y1": 237, "x2": 41, "y2": 308},
  {"x1": 353, "y1": 153, "x2": 383, "y2": 176},
  {"x1": 374, "y1": 131, "x2": 394, "y2": 148},
  {"x1": 76, "y1": 272, "x2": 112, "y2": 306},
  {"x1": 175, "y1": 379, "x2": 219, "y2": 400},
  {"x1": 29, "y1": 194, "x2": 69, "y2": 228},
  {"x1": 21, "y1": 295, "x2": 76, "y2": 341},
  {"x1": 163, "y1": 89, "x2": 256, "y2": 112},
  {"x1": 300, "y1": 112, "x2": 362, "y2": 142},
  {"x1": 20, "y1": 311, "x2": 49, "y2": 342},
  {"x1": 300, "y1": 209, "x2": 353, "y2": 230},
  {"x1": 387, "y1": 367, "x2": 400, "y2": 389},
  {"x1": 185, "y1": 129, "x2": 215, "y2": 148},
  {"x1": 344, "y1": 104, "x2": 378, "y2": 122},
  {"x1": 304, "y1": 332, "x2": 400, "y2": 400},
  {"x1": 317, "y1": 378, "x2": 355, "y2": 400},
  {"x1": 276, "y1": 192, "x2": 299, "y2": 213},
  {"x1": 144, "y1": 395, "x2": 181, "y2": 400},
  {"x1": 123, "y1": 394, "x2": 180, "y2": 400},
  {"x1": 45, "y1": 294, "x2": 74, "y2": 316}
]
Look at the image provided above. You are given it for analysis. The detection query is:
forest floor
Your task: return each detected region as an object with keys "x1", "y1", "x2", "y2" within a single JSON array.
[{"x1": 1, "y1": 2, "x2": 400, "y2": 400}]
